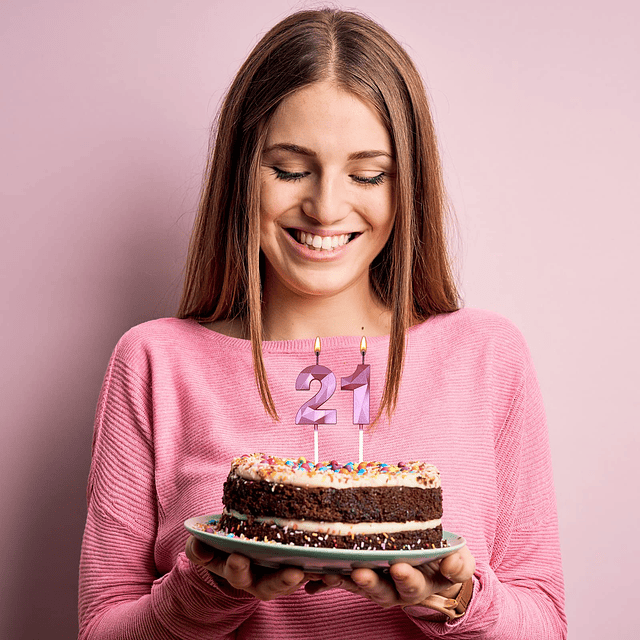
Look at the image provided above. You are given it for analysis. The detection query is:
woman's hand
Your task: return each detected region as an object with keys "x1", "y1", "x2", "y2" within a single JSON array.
[
  {"x1": 305, "y1": 546, "x2": 475, "y2": 609},
  {"x1": 185, "y1": 536, "x2": 321, "y2": 601}
]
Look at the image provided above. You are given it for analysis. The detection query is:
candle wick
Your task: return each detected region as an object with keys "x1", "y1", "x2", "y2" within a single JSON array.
[
  {"x1": 361, "y1": 351, "x2": 365, "y2": 364},
  {"x1": 316, "y1": 352, "x2": 319, "y2": 365}
]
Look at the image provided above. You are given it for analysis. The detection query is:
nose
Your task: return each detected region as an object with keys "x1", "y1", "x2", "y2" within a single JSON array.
[{"x1": 301, "y1": 174, "x2": 350, "y2": 225}]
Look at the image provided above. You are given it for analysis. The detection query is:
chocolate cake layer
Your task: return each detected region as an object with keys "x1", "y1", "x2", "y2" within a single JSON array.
[
  {"x1": 218, "y1": 513, "x2": 443, "y2": 550},
  {"x1": 223, "y1": 476, "x2": 443, "y2": 523}
]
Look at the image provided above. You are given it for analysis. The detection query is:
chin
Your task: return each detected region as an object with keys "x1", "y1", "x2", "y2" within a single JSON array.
[{"x1": 286, "y1": 276, "x2": 365, "y2": 300}]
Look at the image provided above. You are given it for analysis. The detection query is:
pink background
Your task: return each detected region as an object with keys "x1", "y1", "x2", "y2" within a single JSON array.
[{"x1": 1, "y1": 1, "x2": 638, "y2": 638}]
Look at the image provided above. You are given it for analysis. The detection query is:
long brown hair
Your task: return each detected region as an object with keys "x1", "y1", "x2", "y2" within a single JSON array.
[{"x1": 177, "y1": 9, "x2": 460, "y2": 420}]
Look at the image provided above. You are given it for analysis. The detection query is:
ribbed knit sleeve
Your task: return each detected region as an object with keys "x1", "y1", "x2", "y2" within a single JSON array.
[
  {"x1": 78, "y1": 344, "x2": 259, "y2": 639},
  {"x1": 408, "y1": 331, "x2": 566, "y2": 638}
]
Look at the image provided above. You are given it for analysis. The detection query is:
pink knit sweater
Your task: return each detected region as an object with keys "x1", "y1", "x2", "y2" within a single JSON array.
[{"x1": 79, "y1": 308, "x2": 566, "y2": 639}]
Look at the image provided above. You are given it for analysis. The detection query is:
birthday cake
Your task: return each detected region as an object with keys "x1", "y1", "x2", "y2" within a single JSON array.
[{"x1": 216, "y1": 453, "x2": 443, "y2": 550}]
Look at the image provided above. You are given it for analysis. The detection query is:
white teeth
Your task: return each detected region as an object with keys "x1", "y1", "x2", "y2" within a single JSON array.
[{"x1": 295, "y1": 230, "x2": 354, "y2": 251}]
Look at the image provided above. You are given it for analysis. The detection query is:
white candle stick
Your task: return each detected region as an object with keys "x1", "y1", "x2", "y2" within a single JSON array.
[
  {"x1": 359, "y1": 424, "x2": 363, "y2": 463},
  {"x1": 314, "y1": 337, "x2": 319, "y2": 465},
  {"x1": 314, "y1": 424, "x2": 319, "y2": 465}
]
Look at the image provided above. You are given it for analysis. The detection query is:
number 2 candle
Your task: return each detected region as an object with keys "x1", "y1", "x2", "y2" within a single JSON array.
[{"x1": 295, "y1": 336, "x2": 337, "y2": 463}]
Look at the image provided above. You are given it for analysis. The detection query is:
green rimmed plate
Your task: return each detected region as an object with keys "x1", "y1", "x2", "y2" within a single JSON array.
[{"x1": 184, "y1": 514, "x2": 466, "y2": 574}]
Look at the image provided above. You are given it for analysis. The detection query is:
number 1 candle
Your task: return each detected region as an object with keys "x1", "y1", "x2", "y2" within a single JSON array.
[
  {"x1": 341, "y1": 336, "x2": 371, "y2": 463},
  {"x1": 295, "y1": 336, "x2": 337, "y2": 464}
]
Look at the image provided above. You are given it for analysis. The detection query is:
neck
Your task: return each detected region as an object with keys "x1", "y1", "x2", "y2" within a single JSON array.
[{"x1": 261, "y1": 280, "x2": 392, "y2": 342}]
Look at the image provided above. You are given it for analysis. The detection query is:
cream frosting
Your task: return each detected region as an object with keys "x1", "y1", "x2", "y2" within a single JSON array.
[
  {"x1": 230, "y1": 453, "x2": 441, "y2": 489},
  {"x1": 224, "y1": 509, "x2": 441, "y2": 536}
]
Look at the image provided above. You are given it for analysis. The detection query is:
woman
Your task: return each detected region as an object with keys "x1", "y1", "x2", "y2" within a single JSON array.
[{"x1": 79, "y1": 9, "x2": 566, "y2": 638}]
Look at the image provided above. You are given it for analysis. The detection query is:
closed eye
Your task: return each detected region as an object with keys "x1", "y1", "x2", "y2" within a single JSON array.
[
  {"x1": 351, "y1": 172, "x2": 385, "y2": 186},
  {"x1": 272, "y1": 167, "x2": 308, "y2": 182},
  {"x1": 272, "y1": 167, "x2": 386, "y2": 187}
]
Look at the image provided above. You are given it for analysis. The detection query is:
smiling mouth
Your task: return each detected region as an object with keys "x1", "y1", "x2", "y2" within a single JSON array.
[{"x1": 288, "y1": 229, "x2": 360, "y2": 251}]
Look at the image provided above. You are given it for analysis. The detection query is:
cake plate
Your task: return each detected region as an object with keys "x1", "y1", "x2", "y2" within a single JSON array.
[{"x1": 185, "y1": 514, "x2": 466, "y2": 575}]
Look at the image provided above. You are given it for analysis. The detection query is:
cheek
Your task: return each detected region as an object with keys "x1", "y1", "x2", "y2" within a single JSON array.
[
  {"x1": 259, "y1": 181, "x2": 275, "y2": 223},
  {"x1": 260, "y1": 179, "x2": 298, "y2": 222},
  {"x1": 367, "y1": 192, "x2": 395, "y2": 233}
]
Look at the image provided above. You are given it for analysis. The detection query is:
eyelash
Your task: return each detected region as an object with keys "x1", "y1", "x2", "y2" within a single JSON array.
[{"x1": 272, "y1": 167, "x2": 386, "y2": 186}]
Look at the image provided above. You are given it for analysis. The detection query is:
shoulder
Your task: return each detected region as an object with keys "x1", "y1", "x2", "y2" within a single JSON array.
[
  {"x1": 447, "y1": 307, "x2": 528, "y2": 345},
  {"x1": 114, "y1": 317, "x2": 199, "y2": 355},
  {"x1": 110, "y1": 317, "x2": 252, "y2": 376},
  {"x1": 108, "y1": 318, "x2": 212, "y2": 376},
  {"x1": 414, "y1": 307, "x2": 533, "y2": 370}
]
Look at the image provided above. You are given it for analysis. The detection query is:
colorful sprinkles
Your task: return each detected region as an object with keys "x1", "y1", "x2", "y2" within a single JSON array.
[{"x1": 232, "y1": 453, "x2": 440, "y2": 486}]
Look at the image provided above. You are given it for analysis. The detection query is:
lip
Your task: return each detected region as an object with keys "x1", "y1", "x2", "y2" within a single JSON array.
[
  {"x1": 288, "y1": 226, "x2": 362, "y2": 238},
  {"x1": 281, "y1": 227, "x2": 360, "y2": 261}
]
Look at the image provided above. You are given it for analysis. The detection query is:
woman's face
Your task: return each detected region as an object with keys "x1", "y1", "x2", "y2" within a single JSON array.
[{"x1": 259, "y1": 81, "x2": 396, "y2": 303}]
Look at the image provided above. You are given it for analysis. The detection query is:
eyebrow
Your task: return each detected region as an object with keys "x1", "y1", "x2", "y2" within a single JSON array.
[{"x1": 263, "y1": 143, "x2": 393, "y2": 161}]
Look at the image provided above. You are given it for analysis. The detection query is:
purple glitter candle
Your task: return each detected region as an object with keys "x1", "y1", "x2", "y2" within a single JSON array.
[
  {"x1": 341, "y1": 337, "x2": 371, "y2": 424},
  {"x1": 295, "y1": 364, "x2": 338, "y2": 425},
  {"x1": 295, "y1": 337, "x2": 337, "y2": 464}
]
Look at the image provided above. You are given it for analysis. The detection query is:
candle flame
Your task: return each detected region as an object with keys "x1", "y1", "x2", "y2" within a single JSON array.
[
  {"x1": 360, "y1": 336, "x2": 367, "y2": 354},
  {"x1": 314, "y1": 336, "x2": 321, "y2": 354}
]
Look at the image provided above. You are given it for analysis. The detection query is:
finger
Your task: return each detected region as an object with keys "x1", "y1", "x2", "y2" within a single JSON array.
[
  {"x1": 304, "y1": 572, "x2": 326, "y2": 581},
  {"x1": 351, "y1": 568, "x2": 398, "y2": 607},
  {"x1": 224, "y1": 553, "x2": 254, "y2": 590},
  {"x1": 439, "y1": 547, "x2": 476, "y2": 584},
  {"x1": 317, "y1": 574, "x2": 360, "y2": 594},
  {"x1": 305, "y1": 579, "x2": 337, "y2": 595},
  {"x1": 389, "y1": 563, "x2": 429, "y2": 604},
  {"x1": 254, "y1": 566, "x2": 306, "y2": 601},
  {"x1": 185, "y1": 537, "x2": 230, "y2": 578},
  {"x1": 305, "y1": 573, "x2": 343, "y2": 595},
  {"x1": 321, "y1": 574, "x2": 344, "y2": 587},
  {"x1": 185, "y1": 536, "x2": 215, "y2": 564}
]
